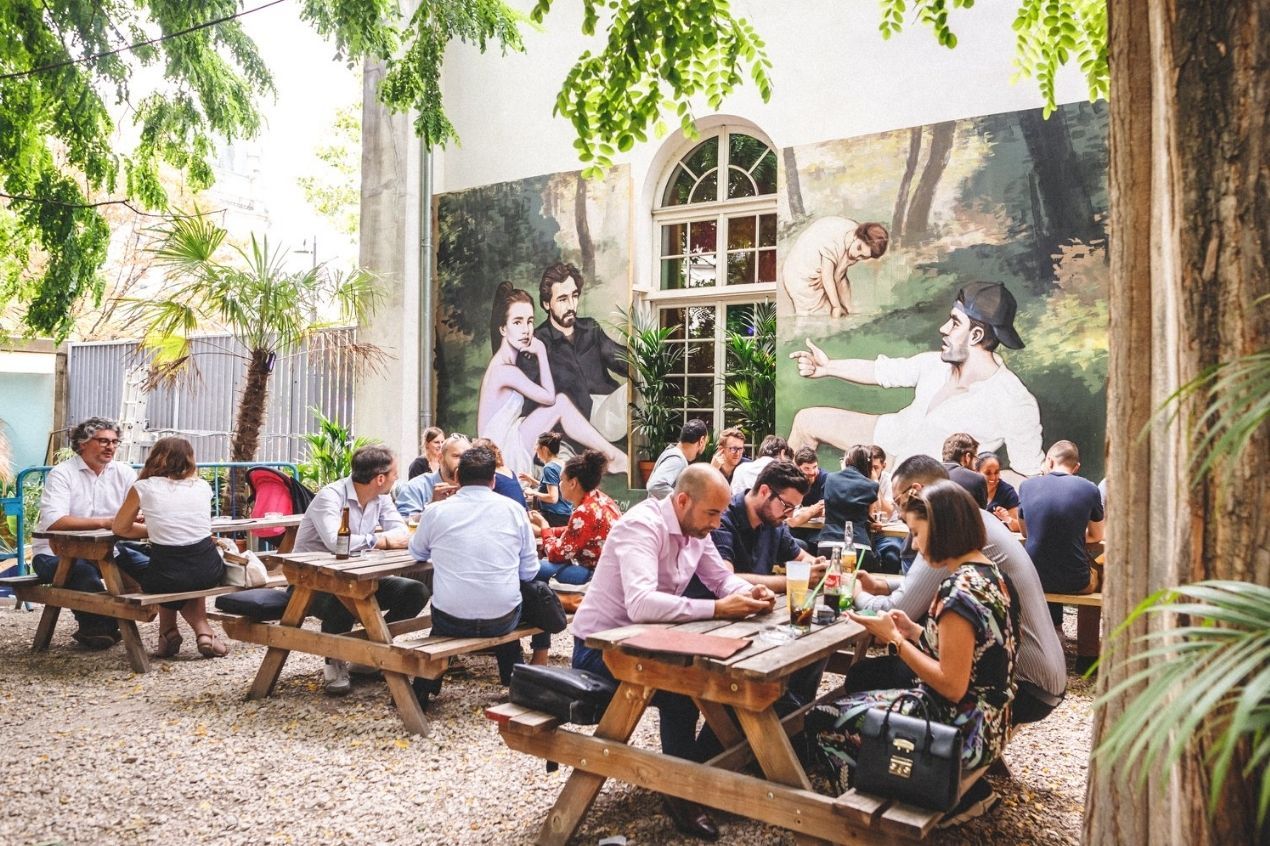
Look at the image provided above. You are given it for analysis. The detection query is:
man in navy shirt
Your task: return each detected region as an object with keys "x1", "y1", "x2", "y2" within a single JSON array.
[
  {"x1": 788, "y1": 446, "x2": 827, "y2": 547},
  {"x1": 711, "y1": 460, "x2": 822, "y2": 593},
  {"x1": 1019, "y1": 440, "x2": 1105, "y2": 626},
  {"x1": 941, "y1": 432, "x2": 989, "y2": 508}
]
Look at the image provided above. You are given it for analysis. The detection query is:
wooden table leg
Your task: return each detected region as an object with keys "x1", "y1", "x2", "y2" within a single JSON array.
[
  {"x1": 278, "y1": 526, "x2": 297, "y2": 554},
  {"x1": 352, "y1": 595, "x2": 430, "y2": 737},
  {"x1": 1076, "y1": 605, "x2": 1101, "y2": 661},
  {"x1": 734, "y1": 707, "x2": 824, "y2": 846},
  {"x1": 32, "y1": 555, "x2": 72, "y2": 652},
  {"x1": 248, "y1": 586, "x2": 313, "y2": 699},
  {"x1": 695, "y1": 698, "x2": 744, "y2": 751},
  {"x1": 97, "y1": 559, "x2": 150, "y2": 674},
  {"x1": 537, "y1": 681, "x2": 652, "y2": 846}
]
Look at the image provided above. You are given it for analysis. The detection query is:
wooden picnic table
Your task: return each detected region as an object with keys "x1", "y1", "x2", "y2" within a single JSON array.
[
  {"x1": 16, "y1": 515, "x2": 302, "y2": 672},
  {"x1": 493, "y1": 602, "x2": 887, "y2": 845}
]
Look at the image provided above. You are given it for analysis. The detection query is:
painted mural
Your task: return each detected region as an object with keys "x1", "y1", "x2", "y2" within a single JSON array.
[
  {"x1": 435, "y1": 168, "x2": 632, "y2": 486},
  {"x1": 776, "y1": 102, "x2": 1109, "y2": 482}
]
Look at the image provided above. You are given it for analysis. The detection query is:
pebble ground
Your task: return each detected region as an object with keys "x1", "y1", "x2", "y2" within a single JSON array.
[{"x1": 0, "y1": 605, "x2": 1090, "y2": 845}]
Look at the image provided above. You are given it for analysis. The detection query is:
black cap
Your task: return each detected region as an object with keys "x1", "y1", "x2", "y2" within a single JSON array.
[{"x1": 956, "y1": 282, "x2": 1025, "y2": 350}]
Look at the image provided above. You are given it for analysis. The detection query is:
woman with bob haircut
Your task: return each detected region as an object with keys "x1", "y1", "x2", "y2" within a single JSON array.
[
  {"x1": 806, "y1": 480, "x2": 1018, "y2": 821},
  {"x1": 112, "y1": 437, "x2": 229, "y2": 658}
]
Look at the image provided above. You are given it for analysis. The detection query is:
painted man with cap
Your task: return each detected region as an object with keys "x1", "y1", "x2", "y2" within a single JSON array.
[{"x1": 787, "y1": 282, "x2": 1044, "y2": 480}]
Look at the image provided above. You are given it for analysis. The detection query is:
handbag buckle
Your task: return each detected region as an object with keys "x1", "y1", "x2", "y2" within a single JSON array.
[{"x1": 888, "y1": 755, "x2": 913, "y2": 779}]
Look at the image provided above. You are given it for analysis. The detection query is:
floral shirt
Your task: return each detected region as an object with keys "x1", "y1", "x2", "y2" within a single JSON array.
[{"x1": 541, "y1": 489, "x2": 622, "y2": 568}]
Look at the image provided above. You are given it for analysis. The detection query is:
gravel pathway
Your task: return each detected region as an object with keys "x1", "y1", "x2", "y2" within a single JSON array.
[{"x1": 0, "y1": 605, "x2": 1091, "y2": 846}]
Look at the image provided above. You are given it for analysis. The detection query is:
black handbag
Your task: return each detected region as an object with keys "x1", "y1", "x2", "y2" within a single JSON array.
[
  {"x1": 508, "y1": 664, "x2": 617, "y2": 725},
  {"x1": 518, "y1": 579, "x2": 567, "y2": 634},
  {"x1": 856, "y1": 690, "x2": 963, "y2": 811}
]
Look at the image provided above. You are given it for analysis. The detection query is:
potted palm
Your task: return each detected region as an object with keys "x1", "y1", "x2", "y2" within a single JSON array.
[
  {"x1": 612, "y1": 306, "x2": 686, "y2": 486},
  {"x1": 722, "y1": 302, "x2": 776, "y2": 440}
]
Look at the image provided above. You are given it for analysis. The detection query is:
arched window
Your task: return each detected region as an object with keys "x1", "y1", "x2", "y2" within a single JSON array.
[{"x1": 645, "y1": 125, "x2": 778, "y2": 447}]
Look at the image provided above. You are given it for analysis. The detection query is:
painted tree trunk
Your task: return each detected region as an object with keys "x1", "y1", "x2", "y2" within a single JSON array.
[
  {"x1": 1086, "y1": 1, "x2": 1267, "y2": 844},
  {"x1": 782, "y1": 146, "x2": 805, "y2": 220},
  {"x1": 891, "y1": 126, "x2": 923, "y2": 246},
  {"x1": 575, "y1": 174, "x2": 595, "y2": 284},
  {"x1": 903, "y1": 121, "x2": 954, "y2": 243},
  {"x1": 230, "y1": 349, "x2": 273, "y2": 463}
]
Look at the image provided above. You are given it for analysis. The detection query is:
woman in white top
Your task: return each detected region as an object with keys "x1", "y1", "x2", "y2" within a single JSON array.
[{"x1": 112, "y1": 437, "x2": 228, "y2": 658}]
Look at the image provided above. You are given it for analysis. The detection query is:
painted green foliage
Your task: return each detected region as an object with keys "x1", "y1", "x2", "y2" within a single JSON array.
[{"x1": 778, "y1": 101, "x2": 1109, "y2": 481}]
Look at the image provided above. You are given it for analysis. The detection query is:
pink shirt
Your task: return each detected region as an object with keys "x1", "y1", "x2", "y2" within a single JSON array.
[{"x1": 570, "y1": 496, "x2": 753, "y2": 641}]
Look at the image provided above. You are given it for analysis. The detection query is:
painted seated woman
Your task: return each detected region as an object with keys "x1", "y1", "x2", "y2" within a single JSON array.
[
  {"x1": 530, "y1": 449, "x2": 622, "y2": 585},
  {"x1": 806, "y1": 480, "x2": 1018, "y2": 821},
  {"x1": 112, "y1": 437, "x2": 229, "y2": 658},
  {"x1": 478, "y1": 281, "x2": 628, "y2": 478}
]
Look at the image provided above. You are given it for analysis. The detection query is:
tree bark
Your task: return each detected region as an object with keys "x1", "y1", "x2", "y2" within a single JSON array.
[
  {"x1": 230, "y1": 348, "x2": 273, "y2": 463},
  {"x1": 891, "y1": 126, "x2": 923, "y2": 246},
  {"x1": 782, "y1": 146, "x2": 805, "y2": 220},
  {"x1": 1086, "y1": 1, "x2": 1268, "y2": 844},
  {"x1": 903, "y1": 121, "x2": 955, "y2": 243}
]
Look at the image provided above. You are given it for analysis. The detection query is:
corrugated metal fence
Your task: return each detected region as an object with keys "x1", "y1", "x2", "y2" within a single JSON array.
[{"x1": 66, "y1": 329, "x2": 357, "y2": 463}]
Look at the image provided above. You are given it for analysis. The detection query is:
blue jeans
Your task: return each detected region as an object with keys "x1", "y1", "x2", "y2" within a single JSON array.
[
  {"x1": 33, "y1": 543, "x2": 150, "y2": 632},
  {"x1": 573, "y1": 637, "x2": 705, "y2": 761},
  {"x1": 430, "y1": 604, "x2": 524, "y2": 688},
  {"x1": 534, "y1": 561, "x2": 593, "y2": 585}
]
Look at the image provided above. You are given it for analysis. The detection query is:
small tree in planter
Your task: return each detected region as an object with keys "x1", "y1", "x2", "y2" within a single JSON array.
[
  {"x1": 612, "y1": 306, "x2": 687, "y2": 485},
  {"x1": 723, "y1": 302, "x2": 776, "y2": 443}
]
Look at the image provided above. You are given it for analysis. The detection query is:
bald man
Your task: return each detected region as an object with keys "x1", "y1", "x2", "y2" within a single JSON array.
[{"x1": 571, "y1": 464, "x2": 775, "y2": 840}]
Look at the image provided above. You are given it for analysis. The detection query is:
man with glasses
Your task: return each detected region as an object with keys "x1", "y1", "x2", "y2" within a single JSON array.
[
  {"x1": 709, "y1": 427, "x2": 749, "y2": 484},
  {"x1": 31, "y1": 417, "x2": 150, "y2": 649},
  {"x1": 708, "y1": 460, "x2": 822, "y2": 594},
  {"x1": 395, "y1": 433, "x2": 470, "y2": 517}
]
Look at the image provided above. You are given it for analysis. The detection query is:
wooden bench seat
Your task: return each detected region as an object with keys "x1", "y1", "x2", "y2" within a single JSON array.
[
  {"x1": 0, "y1": 574, "x2": 40, "y2": 587},
  {"x1": 1044, "y1": 591, "x2": 1103, "y2": 606}
]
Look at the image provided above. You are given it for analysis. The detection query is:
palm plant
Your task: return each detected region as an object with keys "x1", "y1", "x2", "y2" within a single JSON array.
[
  {"x1": 1094, "y1": 581, "x2": 1270, "y2": 824},
  {"x1": 126, "y1": 214, "x2": 384, "y2": 463},
  {"x1": 723, "y1": 301, "x2": 776, "y2": 438},
  {"x1": 298, "y1": 408, "x2": 375, "y2": 489},
  {"x1": 611, "y1": 305, "x2": 687, "y2": 460}
]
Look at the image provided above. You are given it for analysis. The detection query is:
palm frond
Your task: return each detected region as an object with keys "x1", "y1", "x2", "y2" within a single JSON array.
[{"x1": 1094, "y1": 580, "x2": 1270, "y2": 823}]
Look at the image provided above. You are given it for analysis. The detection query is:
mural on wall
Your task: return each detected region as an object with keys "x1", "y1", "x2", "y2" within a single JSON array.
[
  {"x1": 435, "y1": 168, "x2": 632, "y2": 482},
  {"x1": 776, "y1": 102, "x2": 1109, "y2": 482}
]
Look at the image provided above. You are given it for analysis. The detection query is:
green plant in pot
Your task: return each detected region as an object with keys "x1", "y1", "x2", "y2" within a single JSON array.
[
  {"x1": 612, "y1": 306, "x2": 686, "y2": 486},
  {"x1": 723, "y1": 301, "x2": 776, "y2": 439},
  {"x1": 298, "y1": 408, "x2": 374, "y2": 489}
]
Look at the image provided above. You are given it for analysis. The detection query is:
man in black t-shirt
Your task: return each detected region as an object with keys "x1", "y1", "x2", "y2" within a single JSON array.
[
  {"x1": 941, "y1": 432, "x2": 989, "y2": 508},
  {"x1": 1019, "y1": 440, "x2": 1105, "y2": 626}
]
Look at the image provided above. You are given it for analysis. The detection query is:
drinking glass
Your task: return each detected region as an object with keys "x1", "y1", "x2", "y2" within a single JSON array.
[{"x1": 785, "y1": 560, "x2": 813, "y2": 634}]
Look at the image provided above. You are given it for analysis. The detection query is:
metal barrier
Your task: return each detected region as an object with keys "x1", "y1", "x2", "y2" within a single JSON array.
[{"x1": 0, "y1": 461, "x2": 300, "y2": 577}]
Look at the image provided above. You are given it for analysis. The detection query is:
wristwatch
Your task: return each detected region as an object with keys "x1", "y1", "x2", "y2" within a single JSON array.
[{"x1": 887, "y1": 637, "x2": 905, "y2": 656}]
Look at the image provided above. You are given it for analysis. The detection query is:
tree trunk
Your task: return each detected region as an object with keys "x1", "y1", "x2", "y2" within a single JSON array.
[
  {"x1": 903, "y1": 121, "x2": 955, "y2": 243},
  {"x1": 891, "y1": 126, "x2": 923, "y2": 246},
  {"x1": 782, "y1": 146, "x2": 805, "y2": 220},
  {"x1": 230, "y1": 349, "x2": 273, "y2": 463},
  {"x1": 1018, "y1": 108, "x2": 1099, "y2": 244},
  {"x1": 575, "y1": 174, "x2": 595, "y2": 284},
  {"x1": 1086, "y1": 1, "x2": 1267, "y2": 844}
]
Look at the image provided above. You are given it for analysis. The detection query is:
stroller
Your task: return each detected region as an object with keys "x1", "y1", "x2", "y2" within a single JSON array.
[{"x1": 244, "y1": 467, "x2": 316, "y2": 550}]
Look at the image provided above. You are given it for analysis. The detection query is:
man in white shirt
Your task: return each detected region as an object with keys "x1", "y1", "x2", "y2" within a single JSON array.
[
  {"x1": 31, "y1": 417, "x2": 150, "y2": 649},
  {"x1": 409, "y1": 445, "x2": 540, "y2": 707},
  {"x1": 645, "y1": 419, "x2": 708, "y2": 500},
  {"x1": 788, "y1": 282, "x2": 1044, "y2": 481},
  {"x1": 294, "y1": 445, "x2": 427, "y2": 695},
  {"x1": 729, "y1": 434, "x2": 793, "y2": 495},
  {"x1": 395, "y1": 433, "x2": 469, "y2": 516}
]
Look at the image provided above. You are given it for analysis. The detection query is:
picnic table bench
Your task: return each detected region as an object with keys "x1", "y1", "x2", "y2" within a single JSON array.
[
  {"x1": 217, "y1": 549, "x2": 546, "y2": 735},
  {"x1": 3, "y1": 516, "x2": 301, "y2": 673},
  {"x1": 487, "y1": 601, "x2": 976, "y2": 844}
]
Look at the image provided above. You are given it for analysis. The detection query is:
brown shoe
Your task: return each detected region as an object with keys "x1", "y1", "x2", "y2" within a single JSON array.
[{"x1": 662, "y1": 796, "x2": 720, "y2": 841}]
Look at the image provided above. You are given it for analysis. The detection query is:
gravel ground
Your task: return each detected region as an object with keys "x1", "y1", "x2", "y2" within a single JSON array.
[{"x1": 0, "y1": 604, "x2": 1092, "y2": 846}]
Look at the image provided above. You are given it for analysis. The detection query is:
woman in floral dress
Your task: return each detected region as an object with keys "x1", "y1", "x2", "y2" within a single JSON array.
[
  {"x1": 808, "y1": 479, "x2": 1018, "y2": 823},
  {"x1": 529, "y1": 449, "x2": 622, "y2": 585}
]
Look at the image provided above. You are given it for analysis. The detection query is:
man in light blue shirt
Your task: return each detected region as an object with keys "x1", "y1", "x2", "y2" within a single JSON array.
[
  {"x1": 395, "y1": 433, "x2": 469, "y2": 517},
  {"x1": 409, "y1": 445, "x2": 540, "y2": 705}
]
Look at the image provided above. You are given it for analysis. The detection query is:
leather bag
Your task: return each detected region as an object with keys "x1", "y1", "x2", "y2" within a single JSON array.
[
  {"x1": 857, "y1": 690, "x2": 963, "y2": 811},
  {"x1": 509, "y1": 664, "x2": 617, "y2": 725},
  {"x1": 519, "y1": 579, "x2": 567, "y2": 634}
]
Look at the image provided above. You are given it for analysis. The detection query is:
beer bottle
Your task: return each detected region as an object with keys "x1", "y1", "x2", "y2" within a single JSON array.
[{"x1": 335, "y1": 506, "x2": 352, "y2": 560}]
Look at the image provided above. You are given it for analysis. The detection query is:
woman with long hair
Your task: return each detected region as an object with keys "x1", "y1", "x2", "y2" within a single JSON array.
[
  {"x1": 478, "y1": 282, "x2": 628, "y2": 477},
  {"x1": 408, "y1": 426, "x2": 445, "y2": 480},
  {"x1": 975, "y1": 451, "x2": 1020, "y2": 532},
  {"x1": 807, "y1": 480, "x2": 1018, "y2": 820},
  {"x1": 112, "y1": 437, "x2": 229, "y2": 658}
]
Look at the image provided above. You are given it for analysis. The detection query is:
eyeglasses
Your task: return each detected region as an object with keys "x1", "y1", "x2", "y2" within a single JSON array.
[
  {"x1": 770, "y1": 493, "x2": 798, "y2": 515},
  {"x1": 89, "y1": 437, "x2": 121, "y2": 447},
  {"x1": 723, "y1": 445, "x2": 744, "y2": 454},
  {"x1": 895, "y1": 483, "x2": 922, "y2": 510}
]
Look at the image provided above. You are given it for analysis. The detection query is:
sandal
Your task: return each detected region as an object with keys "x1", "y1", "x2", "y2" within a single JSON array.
[
  {"x1": 195, "y1": 633, "x2": 229, "y2": 658},
  {"x1": 153, "y1": 628, "x2": 183, "y2": 658}
]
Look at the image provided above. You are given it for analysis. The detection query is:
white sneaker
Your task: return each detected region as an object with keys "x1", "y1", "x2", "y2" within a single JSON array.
[{"x1": 323, "y1": 659, "x2": 351, "y2": 696}]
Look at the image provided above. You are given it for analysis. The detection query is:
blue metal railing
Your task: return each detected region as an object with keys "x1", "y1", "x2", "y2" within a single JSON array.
[{"x1": 0, "y1": 461, "x2": 299, "y2": 577}]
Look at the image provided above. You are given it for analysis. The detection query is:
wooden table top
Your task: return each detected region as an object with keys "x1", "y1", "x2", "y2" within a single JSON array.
[
  {"x1": 33, "y1": 513, "x2": 304, "y2": 543},
  {"x1": 263, "y1": 549, "x2": 430, "y2": 583},
  {"x1": 587, "y1": 598, "x2": 864, "y2": 684}
]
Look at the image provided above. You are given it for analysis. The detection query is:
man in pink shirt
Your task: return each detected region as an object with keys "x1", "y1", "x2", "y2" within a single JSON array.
[{"x1": 571, "y1": 464, "x2": 775, "y2": 840}]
